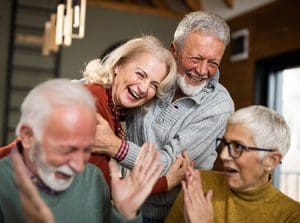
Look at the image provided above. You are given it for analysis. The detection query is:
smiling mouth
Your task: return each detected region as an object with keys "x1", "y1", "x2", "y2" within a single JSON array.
[
  {"x1": 55, "y1": 172, "x2": 73, "y2": 180},
  {"x1": 128, "y1": 88, "x2": 142, "y2": 100},
  {"x1": 186, "y1": 73, "x2": 208, "y2": 83}
]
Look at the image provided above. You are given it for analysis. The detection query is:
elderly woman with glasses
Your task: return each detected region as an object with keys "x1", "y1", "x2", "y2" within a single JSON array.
[{"x1": 165, "y1": 105, "x2": 300, "y2": 223}]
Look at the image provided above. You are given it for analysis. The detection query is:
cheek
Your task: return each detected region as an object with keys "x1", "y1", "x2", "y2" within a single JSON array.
[
  {"x1": 238, "y1": 160, "x2": 261, "y2": 183},
  {"x1": 45, "y1": 154, "x2": 69, "y2": 167},
  {"x1": 179, "y1": 60, "x2": 195, "y2": 71},
  {"x1": 146, "y1": 89, "x2": 157, "y2": 100}
]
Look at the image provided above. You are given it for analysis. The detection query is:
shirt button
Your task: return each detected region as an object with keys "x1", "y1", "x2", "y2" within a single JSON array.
[{"x1": 156, "y1": 117, "x2": 164, "y2": 124}]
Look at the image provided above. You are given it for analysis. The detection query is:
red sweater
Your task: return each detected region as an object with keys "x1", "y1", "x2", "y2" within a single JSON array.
[{"x1": 0, "y1": 84, "x2": 167, "y2": 194}]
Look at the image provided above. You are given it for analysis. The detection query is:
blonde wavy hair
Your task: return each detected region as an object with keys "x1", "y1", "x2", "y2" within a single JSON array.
[{"x1": 83, "y1": 35, "x2": 176, "y2": 98}]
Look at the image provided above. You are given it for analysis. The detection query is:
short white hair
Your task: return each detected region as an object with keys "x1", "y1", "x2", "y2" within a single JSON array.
[
  {"x1": 15, "y1": 79, "x2": 96, "y2": 140},
  {"x1": 173, "y1": 11, "x2": 230, "y2": 50},
  {"x1": 228, "y1": 105, "x2": 291, "y2": 157}
]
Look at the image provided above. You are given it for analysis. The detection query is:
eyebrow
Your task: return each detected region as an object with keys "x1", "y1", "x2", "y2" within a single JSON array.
[{"x1": 193, "y1": 53, "x2": 221, "y2": 63}]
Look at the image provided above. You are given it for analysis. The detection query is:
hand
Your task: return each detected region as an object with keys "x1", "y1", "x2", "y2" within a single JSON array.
[
  {"x1": 166, "y1": 151, "x2": 191, "y2": 190},
  {"x1": 183, "y1": 167, "x2": 213, "y2": 223},
  {"x1": 110, "y1": 143, "x2": 163, "y2": 219},
  {"x1": 11, "y1": 152, "x2": 55, "y2": 223},
  {"x1": 92, "y1": 113, "x2": 122, "y2": 157}
]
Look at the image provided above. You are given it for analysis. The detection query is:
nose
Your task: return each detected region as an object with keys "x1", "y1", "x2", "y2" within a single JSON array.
[
  {"x1": 138, "y1": 80, "x2": 149, "y2": 96},
  {"x1": 69, "y1": 152, "x2": 86, "y2": 173},
  {"x1": 219, "y1": 144, "x2": 231, "y2": 161},
  {"x1": 195, "y1": 60, "x2": 209, "y2": 75}
]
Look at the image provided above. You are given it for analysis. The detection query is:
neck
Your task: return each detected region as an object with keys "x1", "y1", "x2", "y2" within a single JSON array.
[{"x1": 172, "y1": 88, "x2": 186, "y2": 102}]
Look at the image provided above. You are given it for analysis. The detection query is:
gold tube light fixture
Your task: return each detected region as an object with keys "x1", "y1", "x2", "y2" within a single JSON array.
[{"x1": 54, "y1": 0, "x2": 86, "y2": 47}]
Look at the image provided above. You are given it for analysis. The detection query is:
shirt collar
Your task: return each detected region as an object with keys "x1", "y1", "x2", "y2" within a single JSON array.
[{"x1": 10, "y1": 141, "x2": 59, "y2": 195}]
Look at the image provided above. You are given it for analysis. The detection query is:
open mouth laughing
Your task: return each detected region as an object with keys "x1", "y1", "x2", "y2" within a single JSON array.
[
  {"x1": 128, "y1": 87, "x2": 143, "y2": 100},
  {"x1": 186, "y1": 72, "x2": 208, "y2": 83}
]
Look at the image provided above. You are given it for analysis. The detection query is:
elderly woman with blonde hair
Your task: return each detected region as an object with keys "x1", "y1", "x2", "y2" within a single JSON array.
[
  {"x1": 0, "y1": 35, "x2": 188, "y2": 194},
  {"x1": 81, "y1": 35, "x2": 189, "y2": 194},
  {"x1": 166, "y1": 105, "x2": 300, "y2": 223}
]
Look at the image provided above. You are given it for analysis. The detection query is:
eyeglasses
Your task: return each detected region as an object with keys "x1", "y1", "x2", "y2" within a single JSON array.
[{"x1": 216, "y1": 138, "x2": 276, "y2": 159}]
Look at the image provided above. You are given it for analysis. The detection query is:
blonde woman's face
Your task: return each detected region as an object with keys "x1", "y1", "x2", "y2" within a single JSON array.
[{"x1": 112, "y1": 52, "x2": 167, "y2": 108}]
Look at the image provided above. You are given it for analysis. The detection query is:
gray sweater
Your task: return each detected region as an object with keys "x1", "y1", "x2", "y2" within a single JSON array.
[{"x1": 122, "y1": 73, "x2": 234, "y2": 220}]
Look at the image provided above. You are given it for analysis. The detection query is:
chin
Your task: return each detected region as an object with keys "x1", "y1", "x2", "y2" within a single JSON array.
[
  {"x1": 177, "y1": 75, "x2": 206, "y2": 96},
  {"x1": 48, "y1": 176, "x2": 74, "y2": 191}
]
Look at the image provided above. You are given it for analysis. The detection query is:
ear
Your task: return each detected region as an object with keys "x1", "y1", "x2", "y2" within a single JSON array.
[
  {"x1": 19, "y1": 125, "x2": 35, "y2": 150},
  {"x1": 264, "y1": 151, "x2": 282, "y2": 172},
  {"x1": 170, "y1": 42, "x2": 177, "y2": 58},
  {"x1": 113, "y1": 65, "x2": 120, "y2": 75}
]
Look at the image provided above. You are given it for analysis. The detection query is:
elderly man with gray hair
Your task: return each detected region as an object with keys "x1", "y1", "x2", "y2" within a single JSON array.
[
  {"x1": 93, "y1": 11, "x2": 234, "y2": 222},
  {"x1": 0, "y1": 79, "x2": 163, "y2": 223}
]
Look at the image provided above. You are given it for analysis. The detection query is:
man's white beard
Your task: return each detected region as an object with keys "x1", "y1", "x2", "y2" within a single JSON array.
[
  {"x1": 29, "y1": 142, "x2": 75, "y2": 191},
  {"x1": 176, "y1": 74, "x2": 207, "y2": 97}
]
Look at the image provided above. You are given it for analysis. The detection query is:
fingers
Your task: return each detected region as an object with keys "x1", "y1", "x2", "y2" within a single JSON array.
[
  {"x1": 133, "y1": 143, "x2": 162, "y2": 185},
  {"x1": 109, "y1": 159, "x2": 120, "y2": 183},
  {"x1": 12, "y1": 152, "x2": 38, "y2": 200},
  {"x1": 96, "y1": 113, "x2": 106, "y2": 123},
  {"x1": 12, "y1": 152, "x2": 55, "y2": 223},
  {"x1": 206, "y1": 189, "x2": 213, "y2": 203}
]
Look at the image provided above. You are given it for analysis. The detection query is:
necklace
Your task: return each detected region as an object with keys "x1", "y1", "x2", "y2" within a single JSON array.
[{"x1": 106, "y1": 88, "x2": 126, "y2": 140}]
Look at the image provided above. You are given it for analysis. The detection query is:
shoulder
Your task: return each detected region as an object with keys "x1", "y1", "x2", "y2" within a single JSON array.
[
  {"x1": 273, "y1": 188, "x2": 300, "y2": 209},
  {"x1": 84, "y1": 83, "x2": 107, "y2": 98},
  {"x1": 0, "y1": 157, "x2": 12, "y2": 172},
  {"x1": 0, "y1": 157, "x2": 15, "y2": 192},
  {"x1": 211, "y1": 83, "x2": 234, "y2": 109},
  {"x1": 269, "y1": 188, "x2": 300, "y2": 221}
]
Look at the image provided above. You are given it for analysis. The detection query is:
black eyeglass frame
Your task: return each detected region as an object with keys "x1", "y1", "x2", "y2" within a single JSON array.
[{"x1": 216, "y1": 138, "x2": 277, "y2": 159}]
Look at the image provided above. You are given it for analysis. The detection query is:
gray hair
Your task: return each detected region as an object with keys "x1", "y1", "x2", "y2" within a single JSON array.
[
  {"x1": 15, "y1": 79, "x2": 96, "y2": 140},
  {"x1": 173, "y1": 11, "x2": 230, "y2": 49},
  {"x1": 228, "y1": 105, "x2": 291, "y2": 157},
  {"x1": 83, "y1": 35, "x2": 177, "y2": 98}
]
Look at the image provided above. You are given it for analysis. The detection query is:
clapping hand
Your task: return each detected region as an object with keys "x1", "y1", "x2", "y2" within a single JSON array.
[
  {"x1": 110, "y1": 143, "x2": 163, "y2": 219},
  {"x1": 182, "y1": 167, "x2": 213, "y2": 223}
]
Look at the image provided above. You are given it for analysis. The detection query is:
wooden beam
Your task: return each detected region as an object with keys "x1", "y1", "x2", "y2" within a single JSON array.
[
  {"x1": 152, "y1": 0, "x2": 169, "y2": 10},
  {"x1": 183, "y1": 0, "x2": 202, "y2": 11},
  {"x1": 88, "y1": 0, "x2": 183, "y2": 19},
  {"x1": 16, "y1": 34, "x2": 43, "y2": 46},
  {"x1": 224, "y1": 0, "x2": 234, "y2": 9}
]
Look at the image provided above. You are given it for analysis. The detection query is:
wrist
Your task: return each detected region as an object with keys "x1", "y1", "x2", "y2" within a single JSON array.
[
  {"x1": 115, "y1": 204, "x2": 137, "y2": 220},
  {"x1": 113, "y1": 140, "x2": 128, "y2": 161}
]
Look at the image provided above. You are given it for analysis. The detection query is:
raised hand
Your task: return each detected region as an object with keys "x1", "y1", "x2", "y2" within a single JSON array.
[
  {"x1": 11, "y1": 151, "x2": 55, "y2": 223},
  {"x1": 183, "y1": 167, "x2": 213, "y2": 223},
  {"x1": 166, "y1": 151, "x2": 191, "y2": 190},
  {"x1": 110, "y1": 143, "x2": 162, "y2": 219}
]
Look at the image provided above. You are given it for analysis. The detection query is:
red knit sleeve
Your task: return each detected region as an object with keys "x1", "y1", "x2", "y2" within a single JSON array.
[
  {"x1": 151, "y1": 176, "x2": 168, "y2": 194},
  {"x1": 0, "y1": 138, "x2": 20, "y2": 159}
]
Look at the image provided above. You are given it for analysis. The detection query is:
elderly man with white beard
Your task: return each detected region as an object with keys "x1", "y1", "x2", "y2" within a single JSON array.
[
  {"x1": 0, "y1": 79, "x2": 162, "y2": 223},
  {"x1": 93, "y1": 11, "x2": 234, "y2": 222}
]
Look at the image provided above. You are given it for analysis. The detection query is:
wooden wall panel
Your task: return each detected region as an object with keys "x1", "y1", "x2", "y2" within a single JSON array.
[{"x1": 220, "y1": 0, "x2": 300, "y2": 109}]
